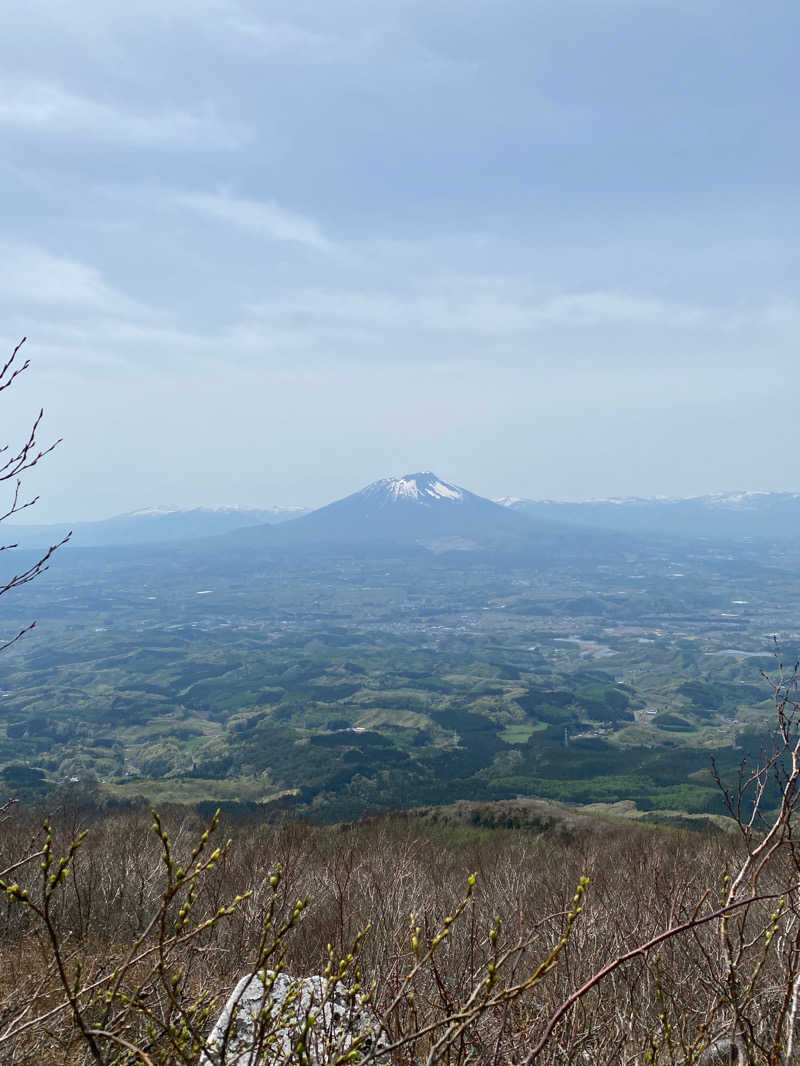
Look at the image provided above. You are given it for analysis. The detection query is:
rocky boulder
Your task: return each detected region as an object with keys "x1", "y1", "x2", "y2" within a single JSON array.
[{"x1": 201, "y1": 970, "x2": 389, "y2": 1066}]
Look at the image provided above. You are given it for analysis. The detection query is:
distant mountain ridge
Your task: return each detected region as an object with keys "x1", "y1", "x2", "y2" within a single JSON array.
[
  {"x1": 10, "y1": 482, "x2": 800, "y2": 553},
  {"x1": 497, "y1": 491, "x2": 800, "y2": 540},
  {"x1": 5, "y1": 505, "x2": 310, "y2": 549}
]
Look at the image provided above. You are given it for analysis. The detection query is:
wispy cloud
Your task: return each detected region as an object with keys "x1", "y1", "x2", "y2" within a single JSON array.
[
  {"x1": 0, "y1": 79, "x2": 248, "y2": 149},
  {"x1": 173, "y1": 191, "x2": 334, "y2": 251},
  {"x1": 247, "y1": 282, "x2": 725, "y2": 336},
  {"x1": 10, "y1": 0, "x2": 331, "y2": 53},
  {"x1": 212, "y1": 15, "x2": 331, "y2": 54},
  {"x1": 0, "y1": 243, "x2": 144, "y2": 315}
]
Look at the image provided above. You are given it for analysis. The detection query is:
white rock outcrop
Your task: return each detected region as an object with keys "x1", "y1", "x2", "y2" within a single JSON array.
[
  {"x1": 201, "y1": 971, "x2": 389, "y2": 1066},
  {"x1": 697, "y1": 1038, "x2": 745, "y2": 1065}
]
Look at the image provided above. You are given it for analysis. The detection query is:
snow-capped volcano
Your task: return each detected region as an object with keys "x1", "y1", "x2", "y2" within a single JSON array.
[
  {"x1": 361, "y1": 472, "x2": 465, "y2": 505},
  {"x1": 228, "y1": 471, "x2": 532, "y2": 551}
]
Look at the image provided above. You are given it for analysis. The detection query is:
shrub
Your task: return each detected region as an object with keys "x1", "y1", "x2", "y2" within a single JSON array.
[{"x1": 3, "y1": 660, "x2": 800, "y2": 1063}]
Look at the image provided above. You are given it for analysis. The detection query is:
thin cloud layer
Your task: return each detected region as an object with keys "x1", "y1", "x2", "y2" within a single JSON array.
[
  {"x1": 1, "y1": 0, "x2": 797, "y2": 517},
  {"x1": 0, "y1": 80, "x2": 248, "y2": 149},
  {"x1": 0, "y1": 243, "x2": 144, "y2": 315},
  {"x1": 174, "y1": 191, "x2": 333, "y2": 250}
]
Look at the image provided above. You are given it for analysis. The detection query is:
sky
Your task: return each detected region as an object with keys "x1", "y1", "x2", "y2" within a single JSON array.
[{"x1": 1, "y1": 0, "x2": 799, "y2": 521}]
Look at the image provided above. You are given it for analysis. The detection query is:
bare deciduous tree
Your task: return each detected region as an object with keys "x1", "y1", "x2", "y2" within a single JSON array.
[{"x1": 0, "y1": 336, "x2": 70, "y2": 652}]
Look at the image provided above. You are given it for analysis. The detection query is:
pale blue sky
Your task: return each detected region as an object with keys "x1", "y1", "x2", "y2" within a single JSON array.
[{"x1": 1, "y1": 1, "x2": 798, "y2": 519}]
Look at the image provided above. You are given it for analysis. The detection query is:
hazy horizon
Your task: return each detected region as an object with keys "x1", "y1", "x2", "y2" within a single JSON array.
[
  {"x1": 8, "y1": 473, "x2": 800, "y2": 527},
  {"x1": 2, "y1": 2, "x2": 797, "y2": 522}
]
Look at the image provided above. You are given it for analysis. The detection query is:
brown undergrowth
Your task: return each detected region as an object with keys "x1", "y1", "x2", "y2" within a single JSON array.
[{"x1": 0, "y1": 801, "x2": 795, "y2": 1064}]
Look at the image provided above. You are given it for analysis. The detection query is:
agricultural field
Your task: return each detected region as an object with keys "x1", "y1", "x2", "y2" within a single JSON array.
[{"x1": 0, "y1": 532, "x2": 796, "y2": 822}]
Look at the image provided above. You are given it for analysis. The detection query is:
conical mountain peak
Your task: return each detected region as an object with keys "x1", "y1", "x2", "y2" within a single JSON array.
[
  {"x1": 363, "y1": 472, "x2": 466, "y2": 505},
  {"x1": 225, "y1": 471, "x2": 533, "y2": 551}
]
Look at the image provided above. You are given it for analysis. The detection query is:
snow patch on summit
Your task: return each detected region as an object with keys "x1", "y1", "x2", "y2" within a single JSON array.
[
  {"x1": 380, "y1": 473, "x2": 465, "y2": 503},
  {"x1": 429, "y1": 480, "x2": 462, "y2": 500},
  {"x1": 389, "y1": 478, "x2": 422, "y2": 501}
]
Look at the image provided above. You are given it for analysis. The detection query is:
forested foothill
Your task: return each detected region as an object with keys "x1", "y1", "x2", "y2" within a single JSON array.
[{"x1": 0, "y1": 521, "x2": 794, "y2": 825}]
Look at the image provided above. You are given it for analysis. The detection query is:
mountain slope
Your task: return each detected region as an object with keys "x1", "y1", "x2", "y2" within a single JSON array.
[{"x1": 226, "y1": 472, "x2": 534, "y2": 550}]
